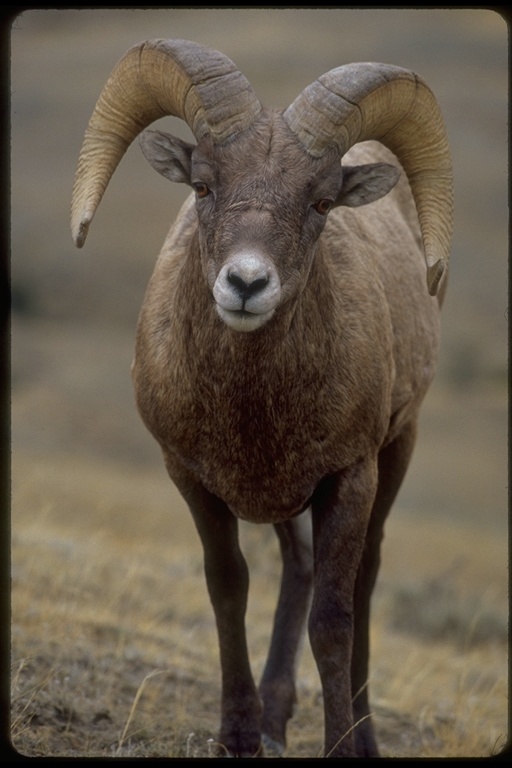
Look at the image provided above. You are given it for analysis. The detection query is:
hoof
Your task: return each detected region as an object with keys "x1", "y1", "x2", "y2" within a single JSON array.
[
  {"x1": 216, "y1": 737, "x2": 264, "y2": 758},
  {"x1": 261, "y1": 733, "x2": 285, "y2": 757}
]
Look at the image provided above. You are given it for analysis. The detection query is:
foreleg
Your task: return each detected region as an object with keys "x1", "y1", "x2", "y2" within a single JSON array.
[
  {"x1": 351, "y1": 420, "x2": 417, "y2": 756},
  {"x1": 309, "y1": 459, "x2": 378, "y2": 757},
  {"x1": 164, "y1": 456, "x2": 262, "y2": 757}
]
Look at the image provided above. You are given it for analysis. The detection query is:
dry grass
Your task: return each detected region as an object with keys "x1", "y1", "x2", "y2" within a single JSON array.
[{"x1": 10, "y1": 450, "x2": 508, "y2": 758}]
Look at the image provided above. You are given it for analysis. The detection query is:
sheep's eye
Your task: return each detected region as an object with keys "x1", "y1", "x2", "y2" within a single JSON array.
[
  {"x1": 312, "y1": 198, "x2": 333, "y2": 216},
  {"x1": 193, "y1": 182, "x2": 210, "y2": 199}
]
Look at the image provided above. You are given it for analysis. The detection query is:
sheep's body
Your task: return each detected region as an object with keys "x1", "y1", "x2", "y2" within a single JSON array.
[
  {"x1": 72, "y1": 41, "x2": 452, "y2": 757},
  {"x1": 131, "y1": 142, "x2": 442, "y2": 756},
  {"x1": 133, "y1": 143, "x2": 440, "y2": 524}
]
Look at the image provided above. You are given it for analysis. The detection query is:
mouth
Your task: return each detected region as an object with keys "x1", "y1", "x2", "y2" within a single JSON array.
[
  {"x1": 212, "y1": 251, "x2": 281, "y2": 333},
  {"x1": 215, "y1": 305, "x2": 275, "y2": 332}
]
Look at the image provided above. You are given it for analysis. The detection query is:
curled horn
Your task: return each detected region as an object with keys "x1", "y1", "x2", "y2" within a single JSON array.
[
  {"x1": 71, "y1": 39, "x2": 262, "y2": 247},
  {"x1": 283, "y1": 63, "x2": 453, "y2": 295}
]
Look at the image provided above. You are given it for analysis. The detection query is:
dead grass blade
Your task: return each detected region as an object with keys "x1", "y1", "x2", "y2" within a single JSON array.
[
  {"x1": 323, "y1": 713, "x2": 373, "y2": 758},
  {"x1": 115, "y1": 669, "x2": 165, "y2": 756}
]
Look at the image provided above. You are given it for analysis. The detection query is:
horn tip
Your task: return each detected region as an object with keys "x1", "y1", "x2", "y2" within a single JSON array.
[
  {"x1": 427, "y1": 258, "x2": 445, "y2": 296},
  {"x1": 71, "y1": 216, "x2": 91, "y2": 249}
]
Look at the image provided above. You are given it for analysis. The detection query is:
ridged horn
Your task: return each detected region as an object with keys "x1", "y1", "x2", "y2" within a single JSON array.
[
  {"x1": 283, "y1": 63, "x2": 453, "y2": 295},
  {"x1": 71, "y1": 39, "x2": 262, "y2": 248}
]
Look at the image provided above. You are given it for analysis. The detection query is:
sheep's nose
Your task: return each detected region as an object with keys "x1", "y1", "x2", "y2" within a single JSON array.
[
  {"x1": 212, "y1": 253, "x2": 281, "y2": 330},
  {"x1": 227, "y1": 268, "x2": 270, "y2": 301}
]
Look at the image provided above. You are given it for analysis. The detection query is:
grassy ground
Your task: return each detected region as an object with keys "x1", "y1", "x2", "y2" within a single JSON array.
[
  {"x1": 10, "y1": 445, "x2": 508, "y2": 758},
  {"x1": 9, "y1": 7, "x2": 509, "y2": 759}
]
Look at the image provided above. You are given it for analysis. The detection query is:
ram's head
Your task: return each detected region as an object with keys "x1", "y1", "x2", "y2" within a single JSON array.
[{"x1": 71, "y1": 39, "x2": 453, "y2": 332}]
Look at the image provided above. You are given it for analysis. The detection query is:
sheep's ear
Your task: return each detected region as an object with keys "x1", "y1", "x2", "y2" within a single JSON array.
[
  {"x1": 335, "y1": 163, "x2": 400, "y2": 208},
  {"x1": 139, "y1": 129, "x2": 194, "y2": 185}
]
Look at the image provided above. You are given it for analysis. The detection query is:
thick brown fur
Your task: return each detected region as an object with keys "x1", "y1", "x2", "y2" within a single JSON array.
[
  {"x1": 131, "y1": 117, "x2": 445, "y2": 756},
  {"x1": 133, "y1": 136, "x2": 441, "y2": 522}
]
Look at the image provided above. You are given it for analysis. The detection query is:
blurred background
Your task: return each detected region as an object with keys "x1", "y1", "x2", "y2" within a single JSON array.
[{"x1": 10, "y1": 7, "x2": 507, "y2": 621}]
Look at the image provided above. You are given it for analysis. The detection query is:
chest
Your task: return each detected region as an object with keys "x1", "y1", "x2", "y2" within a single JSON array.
[{"x1": 136, "y1": 322, "x2": 390, "y2": 522}]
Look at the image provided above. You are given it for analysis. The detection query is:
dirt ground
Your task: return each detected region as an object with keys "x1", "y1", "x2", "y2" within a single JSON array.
[{"x1": 8, "y1": 7, "x2": 509, "y2": 759}]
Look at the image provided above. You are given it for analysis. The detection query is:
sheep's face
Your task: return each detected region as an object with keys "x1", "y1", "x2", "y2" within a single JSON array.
[
  {"x1": 140, "y1": 113, "x2": 399, "y2": 333},
  {"x1": 193, "y1": 119, "x2": 346, "y2": 332}
]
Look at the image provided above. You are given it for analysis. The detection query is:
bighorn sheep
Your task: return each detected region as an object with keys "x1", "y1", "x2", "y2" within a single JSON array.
[{"x1": 71, "y1": 39, "x2": 453, "y2": 758}]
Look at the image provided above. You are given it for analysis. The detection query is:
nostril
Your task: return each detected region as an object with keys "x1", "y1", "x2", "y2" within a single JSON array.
[{"x1": 228, "y1": 270, "x2": 269, "y2": 300}]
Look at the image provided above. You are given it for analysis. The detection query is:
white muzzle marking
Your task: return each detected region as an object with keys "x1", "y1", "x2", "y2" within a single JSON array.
[{"x1": 213, "y1": 251, "x2": 281, "y2": 332}]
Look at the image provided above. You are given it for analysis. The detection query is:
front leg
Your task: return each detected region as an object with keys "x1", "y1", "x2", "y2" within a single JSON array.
[
  {"x1": 309, "y1": 459, "x2": 378, "y2": 758},
  {"x1": 164, "y1": 456, "x2": 262, "y2": 757},
  {"x1": 351, "y1": 422, "x2": 417, "y2": 756}
]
